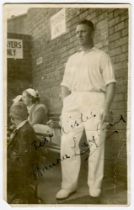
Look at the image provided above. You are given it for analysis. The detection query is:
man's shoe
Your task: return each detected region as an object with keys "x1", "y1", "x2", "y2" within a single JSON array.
[
  {"x1": 89, "y1": 195, "x2": 101, "y2": 204},
  {"x1": 56, "y1": 189, "x2": 76, "y2": 200},
  {"x1": 89, "y1": 189, "x2": 101, "y2": 204},
  {"x1": 89, "y1": 189, "x2": 101, "y2": 197}
]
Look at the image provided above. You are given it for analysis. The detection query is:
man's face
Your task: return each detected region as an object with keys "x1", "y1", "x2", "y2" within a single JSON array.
[
  {"x1": 22, "y1": 92, "x2": 32, "y2": 106},
  {"x1": 76, "y1": 24, "x2": 93, "y2": 47}
]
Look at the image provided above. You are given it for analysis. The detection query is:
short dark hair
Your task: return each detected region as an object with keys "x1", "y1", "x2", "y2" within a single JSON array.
[
  {"x1": 77, "y1": 19, "x2": 94, "y2": 31},
  {"x1": 10, "y1": 102, "x2": 28, "y2": 121}
]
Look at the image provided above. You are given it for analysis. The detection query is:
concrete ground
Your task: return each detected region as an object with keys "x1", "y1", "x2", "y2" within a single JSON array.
[{"x1": 37, "y1": 150, "x2": 128, "y2": 205}]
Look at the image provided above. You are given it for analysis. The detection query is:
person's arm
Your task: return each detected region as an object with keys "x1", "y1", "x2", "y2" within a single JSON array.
[
  {"x1": 100, "y1": 52, "x2": 116, "y2": 124},
  {"x1": 31, "y1": 107, "x2": 48, "y2": 125},
  {"x1": 101, "y1": 83, "x2": 116, "y2": 124},
  {"x1": 60, "y1": 56, "x2": 72, "y2": 101},
  {"x1": 61, "y1": 85, "x2": 71, "y2": 101},
  {"x1": 17, "y1": 130, "x2": 28, "y2": 156},
  {"x1": 18, "y1": 128, "x2": 38, "y2": 166},
  {"x1": 47, "y1": 87, "x2": 71, "y2": 128}
]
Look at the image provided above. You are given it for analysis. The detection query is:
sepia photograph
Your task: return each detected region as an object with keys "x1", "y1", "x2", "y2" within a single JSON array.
[{"x1": 4, "y1": 3, "x2": 130, "y2": 206}]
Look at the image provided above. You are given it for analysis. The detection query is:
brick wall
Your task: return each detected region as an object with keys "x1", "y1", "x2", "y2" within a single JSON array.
[
  {"x1": 8, "y1": 14, "x2": 28, "y2": 35},
  {"x1": 7, "y1": 7, "x2": 129, "y2": 182},
  {"x1": 107, "y1": 9, "x2": 128, "y2": 182},
  {"x1": 7, "y1": 33, "x2": 32, "y2": 109},
  {"x1": 25, "y1": 8, "x2": 111, "y2": 115}
]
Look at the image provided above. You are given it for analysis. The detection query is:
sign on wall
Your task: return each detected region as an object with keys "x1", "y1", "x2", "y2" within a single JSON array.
[
  {"x1": 7, "y1": 39, "x2": 23, "y2": 59},
  {"x1": 36, "y1": 57, "x2": 43, "y2": 66},
  {"x1": 50, "y1": 8, "x2": 66, "y2": 40}
]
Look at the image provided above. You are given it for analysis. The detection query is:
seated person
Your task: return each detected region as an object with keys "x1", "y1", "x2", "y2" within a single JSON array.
[
  {"x1": 8, "y1": 95, "x2": 23, "y2": 134},
  {"x1": 7, "y1": 102, "x2": 41, "y2": 204},
  {"x1": 12, "y1": 95, "x2": 22, "y2": 104},
  {"x1": 22, "y1": 88, "x2": 48, "y2": 126}
]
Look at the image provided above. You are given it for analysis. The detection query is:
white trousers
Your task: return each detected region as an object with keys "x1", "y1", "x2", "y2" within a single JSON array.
[{"x1": 60, "y1": 92, "x2": 107, "y2": 196}]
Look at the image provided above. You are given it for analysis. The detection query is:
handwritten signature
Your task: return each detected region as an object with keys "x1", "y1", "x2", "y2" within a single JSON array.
[
  {"x1": 33, "y1": 154, "x2": 71, "y2": 177},
  {"x1": 60, "y1": 113, "x2": 126, "y2": 134},
  {"x1": 32, "y1": 114, "x2": 125, "y2": 151},
  {"x1": 60, "y1": 112, "x2": 96, "y2": 134},
  {"x1": 33, "y1": 129, "x2": 122, "y2": 177},
  {"x1": 32, "y1": 114, "x2": 126, "y2": 177}
]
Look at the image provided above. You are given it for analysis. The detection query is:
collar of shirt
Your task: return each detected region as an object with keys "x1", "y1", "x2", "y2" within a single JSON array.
[
  {"x1": 27, "y1": 104, "x2": 34, "y2": 114},
  {"x1": 79, "y1": 46, "x2": 96, "y2": 54},
  {"x1": 16, "y1": 120, "x2": 28, "y2": 130},
  {"x1": 9, "y1": 120, "x2": 28, "y2": 141}
]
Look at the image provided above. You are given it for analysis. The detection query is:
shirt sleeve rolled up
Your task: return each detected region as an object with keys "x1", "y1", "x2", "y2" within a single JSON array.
[
  {"x1": 100, "y1": 52, "x2": 116, "y2": 86},
  {"x1": 61, "y1": 58, "x2": 72, "y2": 90}
]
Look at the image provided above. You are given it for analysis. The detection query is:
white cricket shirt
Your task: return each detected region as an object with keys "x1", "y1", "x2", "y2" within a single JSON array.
[{"x1": 61, "y1": 47, "x2": 116, "y2": 93}]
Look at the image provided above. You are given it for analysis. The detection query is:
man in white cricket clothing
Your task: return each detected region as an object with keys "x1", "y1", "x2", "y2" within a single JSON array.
[{"x1": 56, "y1": 20, "x2": 116, "y2": 200}]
